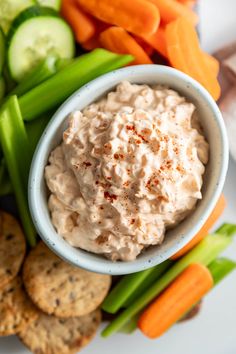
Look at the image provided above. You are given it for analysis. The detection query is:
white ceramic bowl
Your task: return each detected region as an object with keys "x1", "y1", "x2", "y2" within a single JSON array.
[{"x1": 29, "y1": 65, "x2": 229, "y2": 275}]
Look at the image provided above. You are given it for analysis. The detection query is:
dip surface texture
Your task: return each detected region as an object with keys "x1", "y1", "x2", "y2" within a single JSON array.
[{"x1": 45, "y1": 81, "x2": 209, "y2": 261}]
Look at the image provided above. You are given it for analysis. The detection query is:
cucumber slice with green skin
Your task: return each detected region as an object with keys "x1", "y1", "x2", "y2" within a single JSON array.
[
  {"x1": 36, "y1": 0, "x2": 61, "y2": 11},
  {"x1": 7, "y1": 6, "x2": 75, "y2": 82},
  {"x1": 0, "y1": 27, "x2": 5, "y2": 73},
  {"x1": 0, "y1": 0, "x2": 35, "y2": 34},
  {"x1": 0, "y1": 76, "x2": 6, "y2": 101}
]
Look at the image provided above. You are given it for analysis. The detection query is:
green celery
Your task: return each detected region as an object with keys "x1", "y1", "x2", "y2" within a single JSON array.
[
  {"x1": 0, "y1": 96, "x2": 36, "y2": 246},
  {"x1": 101, "y1": 227, "x2": 235, "y2": 338},
  {"x1": 0, "y1": 76, "x2": 5, "y2": 102},
  {"x1": 102, "y1": 260, "x2": 172, "y2": 314},
  {"x1": 19, "y1": 49, "x2": 133, "y2": 121},
  {"x1": 208, "y1": 257, "x2": 236, "y2": 285},
  {"x1": 119, "y1": 315, "x2": 139, "y2": 334},
  {"x1": 10, "y1": 55, "x2": 58, "y2": 97}
]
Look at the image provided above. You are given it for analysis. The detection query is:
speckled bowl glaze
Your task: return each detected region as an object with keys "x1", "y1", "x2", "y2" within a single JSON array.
[{"x1": 29, "y1": 65, "x2": 228, "y2": 275}]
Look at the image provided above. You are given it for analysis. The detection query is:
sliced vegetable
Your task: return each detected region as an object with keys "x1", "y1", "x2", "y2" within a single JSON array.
[
  {"x1": 0, "y1": 96, "x2": 36, "y2": 246},
  {"x1": 165, "y1": 17, "x2": 221, "y2": 100},
  {"x1": 172, "y1": 194, "x2": 226, "y2": 259},
  {"x1": 142, "y1": 27, "x2": 168, "y2": 58},
  {"x1": 99, "y1": 27, "x2": 153, "y2": 65},
  {"x1": 208, "y1": 257, "x2": 236, "y2": 285},
  {"x1": 7, "y1": 6, "x2": 75, "y2": 81},
  {"x1": 25, "y1": 112, "x2": 52, "y2": 155},
  {"x1": 61, "y1": 0, "x2": 96, "y2": 43},
  {"x1": 10, "y1": 55, "x2": 58, "y2": 97},
  {"x1": 36, "y1": 0, "x2": 61, "y2": 10},
  {"x1": 0, "y1": 76, "x2": 6, "y2": 102},
  {"x1": 204, "y1": 52, "x2": 220, "y2": 77},
  {"x1": 19, "y1": 49, "x2": 133, "y2": 121},
  {"x1": 148, "y1": 0, "x2": 198, "y2": 25},
  {"x1": 82, "y1": 36, "x2": 101, "y2": 51},
  {"x1": 0, "y1": 27, "x2": 5, "y2": 73},
  {"x1": 0, "y1": 0, "x2": 34, "y2": 34},
  {"x1": 76, "y1": 0, "x2": 160, "y2": 36},
  {"x1": 120, "y1": 315, "x2": 139, "y2": 334},
  {"x1": 101, "y1": 226, "x2": 235, "y2": 337},
  {"x1": 138, "y1": 263, "x2": 213, "y2": 338},
  {"x1": 123, "y1": 260, "x2": 172, "y2": 308},
  {"x1": 102, "y1": 260, "x2": 172, "y2": 314}
]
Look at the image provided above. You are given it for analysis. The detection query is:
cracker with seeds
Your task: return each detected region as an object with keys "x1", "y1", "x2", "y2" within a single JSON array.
[
  {"x1": 0, "y1": 276, "x2": 38, "y2": 336},
  {"x1": 23, "y1": 242, "x2": 111, "y2": 317},
  {"x1": 0, "y1": 211, "x2": 26, "y2": 288},
  {"x1": 18, "y1": 309, "x2": 101, "y2": 354}
]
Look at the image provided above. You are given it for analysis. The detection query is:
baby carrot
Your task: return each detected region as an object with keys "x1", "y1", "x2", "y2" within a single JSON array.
[
  {"x1": 172, "y1": 195, "x2": 226, "y2": 260},
  {"x1": 148, "y1": 0, "x2": 198, "y2": 25},
  {"x1": 165, "y1": 17, "x2": 221, "y2": 100},
  {"x1": 142, "y1": 27, "x2": 168, "y2": 58},
  {"x1": 138, "y1": 263, "x2": 213, "y2": 338},
  {"x1": 61, "y1": 0, "x2": 96, "y2": 43},
  {"x1": 76, "y1": 0, "x2": 160, "y2": 36},
  {"x1": 99, "y1": 27, "x2": 153, "y2": 65},
  {"x1": 203, "y1": 52, "x2": 220, "y2": 77}
]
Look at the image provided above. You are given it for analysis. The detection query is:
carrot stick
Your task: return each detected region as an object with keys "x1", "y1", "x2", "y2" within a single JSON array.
[
  {"x1": 76, "y1": 0, "x2": 160, "y2": 36},
  {"x1": 61, "y1": 0, "x2": 96, "y2": 43},
  {"x1": 82, "y1": 36, "x2": 100, "y2": 51},
  {"x1": 133, "y1": 36, "x2": 155, "y2": 57},
  {"x1": 142, "y1": 27, "x2": 168, "y2": 58},
  {"x1": 99, "y1": 27, "x2": 153, "y2": 65},
  {"x1": 172, "y1": 195, "x2": 226, "y2": 260},
  {"x1": 165, "y1": 17, "x2": 221, "y2": 100},
  {"x1": 138, "y1": 263, "x2": 213, "y2": 339},
  {"x1": 177, "y1": 0, "x2": 196, "y2": 7},
  {"x1": 204, "y1": 53, "x2": 220, "y2": 77},
  {"x1": 148, "y1": 0, "x2": 198, "y2": 25}
]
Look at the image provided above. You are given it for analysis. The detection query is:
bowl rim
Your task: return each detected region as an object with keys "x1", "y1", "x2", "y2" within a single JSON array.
[{"x1": 28, "y1": 64, "x2": 229, "y2": 275}]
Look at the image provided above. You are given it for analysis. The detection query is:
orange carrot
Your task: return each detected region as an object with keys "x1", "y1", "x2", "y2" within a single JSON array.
[
  {"x1": 172, "y1": 195, "x2": 226, "y2": 260},
  {"x1": 99, "y1": 27, "x2": 153, "y2": 65},
  {"x1": 142, "y1": 27, "x2": 168, "y2": 58},
  {"x1": 76, "y1": 0, "x2": 160, "y2": 36},
  {"x1": 138, "y1": 263, "x2": 213, "y2": 339},
  {"x1": 177, "y1": 0, "x2": 196, "y2": 7},
  {"x1": 165, "y1": 17, "x2": 221, "y2": 100},
  {"x1": 61, "y1": 0, "x2": 96, "y2": 43},
  {"x1": 148, "y1": 0, "x2": 198, "y2": 25},
  {"x1": 133, "y1": 36, "x2": 155, "y2": 57},
  {"x1": 204, "y1": 53, "x2": 220, "y2": 77},
  {"x1": 82, "y1": 36, "x2": 101, "y2": 51}
]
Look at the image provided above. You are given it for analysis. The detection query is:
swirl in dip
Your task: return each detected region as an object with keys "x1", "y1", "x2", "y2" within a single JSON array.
[{"x1": 45, "y1": 81, "x2": 209, "y2": 261}]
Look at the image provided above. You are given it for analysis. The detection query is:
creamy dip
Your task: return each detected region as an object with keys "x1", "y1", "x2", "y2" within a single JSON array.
[{"x1": 45, "y1": 81, "x2": 209, "y2": 261}]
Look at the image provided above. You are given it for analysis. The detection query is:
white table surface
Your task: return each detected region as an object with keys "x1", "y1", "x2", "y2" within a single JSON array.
[{"x1": 1, "y1": 0, "x2": 236, "y2": 353}]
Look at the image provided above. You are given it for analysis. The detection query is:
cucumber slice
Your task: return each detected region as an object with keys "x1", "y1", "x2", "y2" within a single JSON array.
[
  {"x1": 36, "y1": 0, "x2": 61, "y2": 11},
  {"x1": 7, "y1": 6, "x2": 75, "y2": 82},
  {"x1": 0, "y1": 0, "x2": 35, "y2": 34},
  {"x1": 0, "y1": 27, "x2": 5, "y2": 73},
  {"x1": 0, "y1": 76, "x2": 6, "y2": 101}
]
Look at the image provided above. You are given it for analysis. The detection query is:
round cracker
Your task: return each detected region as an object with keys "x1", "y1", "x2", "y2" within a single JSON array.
[
  {"x1": 0, "y1": 276, "x2": 39, "y2": 336},
  {"x1": 0, "y1": 211, "x2": 26, "y2": 288},
  {"x1": 18, "y1": 309, "x2": 101, "y2": 354},
  {"x1": 23, "y1": 242, "x2": 111, "y2": 317}
]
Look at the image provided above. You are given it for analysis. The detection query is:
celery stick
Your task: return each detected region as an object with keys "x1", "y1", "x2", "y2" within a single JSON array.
[
  {"x1": 119, "y1": 315, "x2": 139, "y2": 334},
  {"x1": 102, "y1": 260, "x2": 172, "y2": 314},
  {"x1": 216, "y1": 223, "x2": 236, "y2": 238},
  {"x1": 19, "y1": 49, "x2": 133, "y2": 121},
  {"x1": 123, "y1": 260, "x2": 172, "y2": 307},
  {"x1": 0, "y1": 76, "x2": 5, "y2": 102},
  {"x1": 208, "y1": 258, "x2": 236, "y2": 285},
  {"x1": 25, "y1": 112, "x2": 52, "y2": 155},
  {"x1": 10, "y1": 55, "x2": 58, "y2": 97},
  {"x1": 101, "y1": 230, "x2": 235, "y2": 338},
  {"x1": 0, "y1": 96, "x2": 36, "y2": 246}
]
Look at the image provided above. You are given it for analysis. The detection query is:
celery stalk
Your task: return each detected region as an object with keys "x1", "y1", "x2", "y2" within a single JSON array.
[
  {"x1": 101, "y1": 229, "x2": 235, "y2": 338},
  {"x1": 208, "y1": 257, "x2": 236, "y2": 285},
  {"x1": 19, "y1": 49, "x2": 133, "y2": 121},
  {"x1": 0, "y1": 96, "x2": 36, "y2": 246},
  {"x1": 102, "y1": 260, "x2": 172, "y2": 314},
  {"x1": 10, "y1": 55, "x2": 58, "y2": 97}
]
